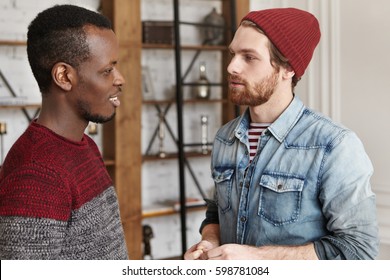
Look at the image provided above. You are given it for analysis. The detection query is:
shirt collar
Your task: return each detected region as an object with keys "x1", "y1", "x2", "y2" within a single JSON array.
[
  {"x1": 233, "y1": 95, "x2": 306, "y2": 143},
  {"x1": 268, "y1": 95, "x2": 305, "y2": 142}
]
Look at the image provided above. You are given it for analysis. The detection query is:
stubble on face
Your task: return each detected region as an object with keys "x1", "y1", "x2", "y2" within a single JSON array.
[
  {"x1": 76, "y1": 97, "x2": 116, "y2": 124},
  {"x1": 74, "y1": 71, "x2": 116, "y2": 124},
  {"x1": 229, "y1": 69, "x2": 279, "y2": 107}
]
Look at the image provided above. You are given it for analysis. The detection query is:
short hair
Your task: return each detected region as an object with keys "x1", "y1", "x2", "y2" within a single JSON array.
[
  {"x1": 27, "y1": 4, "x2": 112, "y2": 93},
  {"x1": 241, "y1": 20, "x2": 301, "y2": 89}
]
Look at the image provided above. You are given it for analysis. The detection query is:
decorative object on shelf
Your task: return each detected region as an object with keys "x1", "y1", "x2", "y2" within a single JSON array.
[
  {"x1": 193, "y1": 62, "x2": 210, "y2": 99},
  {"x1": 158, "y1": 111, "x2": 166, "y2": 158},
  {"x1": 141, "y1": 66, "x2": 155, "y2": 101},
  {"x1": 203, "y1": 7, "x2": 225, "y2": 45},
  {"x1": 143, "y1": 103, "x2": 172, "y2": 157},
  {"x1": 142, "y1": 21, "x2": 174, "y2": 45},
  {"x1": 0, "y1": 122, "x2": 7, "y2": 163},
  {"x1": 200, "y1": 115, "x2": 209, "y2": 154},
  {"x1": 142, "y1": 224, "x2": 154, "y2": 260},
  {"x1": 87, "y1": 123, "x2": 98, "y2": 135},
  {"x1": 0, "y1": 122, "x2": 6, "y2": 135}
]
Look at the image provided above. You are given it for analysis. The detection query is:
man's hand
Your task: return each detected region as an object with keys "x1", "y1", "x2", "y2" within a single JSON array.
[
  {"x1": 204, "y1": 243, "x2": 318, "y2": 260},
  {"x1": 184, "y1": 240, "x2": 216, "y2": 260},
  {"x1": 184, "y1": 224, "x2": 221, "y2": 260}
]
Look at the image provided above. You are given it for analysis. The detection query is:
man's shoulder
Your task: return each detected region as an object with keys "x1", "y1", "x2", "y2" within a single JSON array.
[
  {"x1": 289, "y1": 107, "x2": 355, "y2": 148},
  {"x1": 215, "y1": 116, "x2": 242, "y2": 142}
]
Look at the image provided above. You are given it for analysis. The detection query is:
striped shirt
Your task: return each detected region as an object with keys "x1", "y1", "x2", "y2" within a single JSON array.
[{"x1": 248, "y1": 123, "x2": 270, "y2": 162}]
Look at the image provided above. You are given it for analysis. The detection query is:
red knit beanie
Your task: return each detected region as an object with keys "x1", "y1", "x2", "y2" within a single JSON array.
[{"x1": 242, "y1": 8, "x2": 321, "y2": 78}]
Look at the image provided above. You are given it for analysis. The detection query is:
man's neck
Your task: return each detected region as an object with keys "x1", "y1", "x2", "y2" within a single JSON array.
[
  {"x1": 249, "y1": 92, "x2": 294, "y2": 123},
  {"x1": 37, "y1": 99, "x2": 87, "y2": 142}
]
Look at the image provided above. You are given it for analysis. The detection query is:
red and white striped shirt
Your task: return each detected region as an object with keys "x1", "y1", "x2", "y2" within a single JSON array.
[{"x1": 248, "y1": 123, "x2": 270, "y2": 162}]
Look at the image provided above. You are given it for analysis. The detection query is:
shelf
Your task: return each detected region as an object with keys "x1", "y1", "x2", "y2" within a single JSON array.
[
  {"x1": 142, "y1": 151, "x2": 211, "y2": 162},
  {"x1": 0, "y1": 104, "x2": 41, "y2": 109},
  {"x1": 142, "y1": 205, "x2": 207, "y2": 219},
  {"x1": 0, "y1": 104, "x2": 41, "y2": 122},
  {"x1": 0, "y1": 40, "x2": 26, "y2": 46},
  {"x1": 142, "y1": 43, "x2": 227, "y2": 51}
]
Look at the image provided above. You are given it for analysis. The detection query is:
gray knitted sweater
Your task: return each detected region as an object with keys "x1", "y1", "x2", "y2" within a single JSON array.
[{"x1": 0, "y1": 122, "x2": 128, "y2": 259}]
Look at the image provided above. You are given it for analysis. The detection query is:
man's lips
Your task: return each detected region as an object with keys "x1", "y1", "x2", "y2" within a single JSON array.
[
  {"x1": 109, "y1": 95, "x2": 120, "y2": 107},
  {"x1": 109, "y1": 88, "x2": 122, "y2": 107},
  {"x1": 229, "y1": 75, "x2": 245, "y2": 87},
  {"x1": 229, "y1": 79, "x2": 245, "y2": 87}
]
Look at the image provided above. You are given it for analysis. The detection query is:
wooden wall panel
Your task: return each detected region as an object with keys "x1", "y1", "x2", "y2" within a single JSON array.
[{"x1": 102, "y1": 0, "x2": 143, "y2": 260}]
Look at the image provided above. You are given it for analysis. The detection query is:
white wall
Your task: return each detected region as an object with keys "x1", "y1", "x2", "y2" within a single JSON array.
[
  {"x1": 339, "y1": 0, "x2": 390, "y2": 250},
  {"x1": 250, "y1": 0, "x2": 390, "y2": 259}
]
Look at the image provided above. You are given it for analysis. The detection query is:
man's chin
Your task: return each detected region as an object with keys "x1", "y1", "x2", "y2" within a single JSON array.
[
  {"x1": 86, "y1": 112, "x2": 116, "y2": 124},
  {"x1": 229, "y1": 93, "x2": 249, "y2": 106},
  {"x1": 229, "y1": 90, "x2": 243, "y2": 104}
]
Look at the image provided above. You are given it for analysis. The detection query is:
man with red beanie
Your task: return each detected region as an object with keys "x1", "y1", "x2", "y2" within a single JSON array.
[{"x1": 185, "y1": 8, "x2": 378, "y2": 260}]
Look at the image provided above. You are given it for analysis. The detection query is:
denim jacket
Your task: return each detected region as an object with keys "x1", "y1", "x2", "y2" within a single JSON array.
[{"x1": 202, "y1": 96, "x2": 379, "y2": 259}]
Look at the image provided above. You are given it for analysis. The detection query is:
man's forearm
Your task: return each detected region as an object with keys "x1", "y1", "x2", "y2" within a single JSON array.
[
  {"x1": 201, "y1": 223, "x2": 220, "y2": 247},
  {"x1": 206, "y1": 242, "x2": 319, "y2": 260},
  {"x1": 256, "y1": 243, "x2": 318, "y2": 260},
  {"x1": 200, "y1": 224, "x2": 318, "y2": 260}
]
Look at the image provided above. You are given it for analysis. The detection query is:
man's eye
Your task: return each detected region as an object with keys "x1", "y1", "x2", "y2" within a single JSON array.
[{"x1": 104, "y1": 68, "x2": 113, "y2": 74}]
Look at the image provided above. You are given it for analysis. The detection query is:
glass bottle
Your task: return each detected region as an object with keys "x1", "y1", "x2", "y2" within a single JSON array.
[
  {"x1": 194, "y1": 62, "x2": 210, "y2": 99},
  {"x1": 0, "y1": 122, "x2": 6, "y2": 135},
  {"x1": 158, "y1": 111, "x2": 166, "y2": 158},
  {"x1": 201, "y1": 115, "x2": 209, "y2": 154}
]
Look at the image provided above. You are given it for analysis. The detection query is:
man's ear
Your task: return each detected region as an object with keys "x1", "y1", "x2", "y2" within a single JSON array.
[
  {"x1": 51, "y1": 62, "x2": 76, "y2": 91},
  {"x1": 282, "y1": 65, "x2": 295, "y2": 80}
]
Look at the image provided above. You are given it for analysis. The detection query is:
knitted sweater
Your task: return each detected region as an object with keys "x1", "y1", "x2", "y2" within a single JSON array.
[{"x1": 0, "y1": 121, "x2": 128, "y2": 259}]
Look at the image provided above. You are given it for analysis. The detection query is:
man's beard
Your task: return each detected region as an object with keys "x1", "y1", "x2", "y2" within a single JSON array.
[
  {"x1": 229, "y1": 70, "x2": 279, "y2": 106},
  {"x1": 84, "y1": 111, "x2": 116, "y2": 124},
  {"x1": 76, "y1": 75, "x2": 116, "y2": 124},
  {"x1": 77, "y1": 99, "x2": 116, "y2": 124}
]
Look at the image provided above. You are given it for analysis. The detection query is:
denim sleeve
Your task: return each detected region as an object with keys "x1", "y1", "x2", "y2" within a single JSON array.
[
  {"x1": 314, "y1": 131, "x2": 379, "y2": 260},
  {"x1": 199, "y1": 198, "x2": 219, "y2": 233}
]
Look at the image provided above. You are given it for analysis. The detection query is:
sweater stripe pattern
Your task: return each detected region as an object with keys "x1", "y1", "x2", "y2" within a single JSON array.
[{"x1": 0, "y1": 122, "x2": 128, "y2": 259}]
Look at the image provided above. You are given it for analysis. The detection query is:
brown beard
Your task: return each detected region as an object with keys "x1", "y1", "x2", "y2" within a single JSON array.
[{"x1": 229, "y1": 70, "x2": 279, "y2": 106}]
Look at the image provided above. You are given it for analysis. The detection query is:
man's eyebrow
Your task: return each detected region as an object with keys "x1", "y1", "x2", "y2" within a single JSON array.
[{"x1": 228, "y1": 47, "x2": 259, "y2": 55}]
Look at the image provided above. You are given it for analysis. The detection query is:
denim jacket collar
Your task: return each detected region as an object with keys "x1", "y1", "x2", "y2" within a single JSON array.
[{"x1": 233, "y1": 95, "x2": 305, "y2": 142}]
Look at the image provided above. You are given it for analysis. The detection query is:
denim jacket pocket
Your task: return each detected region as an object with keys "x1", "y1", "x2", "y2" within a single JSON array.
[
  {"x1": 258, "y1": 173, "x2": 304, "y2": 226},
  {"x1": 212, "y1": 168, "x2": 235, "y2": 213}
]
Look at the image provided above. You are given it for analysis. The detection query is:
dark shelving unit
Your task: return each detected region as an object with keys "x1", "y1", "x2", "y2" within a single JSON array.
[{"x1": 171, "y1": 0, "x2": 238, "y2": 257}]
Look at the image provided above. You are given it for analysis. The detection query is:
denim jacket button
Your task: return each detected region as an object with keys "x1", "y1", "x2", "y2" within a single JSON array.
[
  {"x1": 277, "y1": 184, "x2": 283, "y2": 190},
  {"x1": 240, "y1": 216, "x2": 247, "y2": 222}
]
